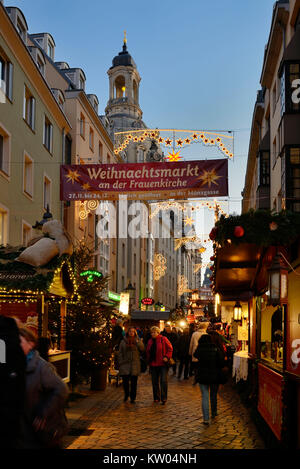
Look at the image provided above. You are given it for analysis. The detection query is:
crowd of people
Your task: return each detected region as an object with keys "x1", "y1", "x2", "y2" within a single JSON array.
[
  {"x1": 0, "y1": 315, "x2": 232, "y2": 449},
  {"x1": 113, "y1": 320, "x2": 231, "y2": 425}
]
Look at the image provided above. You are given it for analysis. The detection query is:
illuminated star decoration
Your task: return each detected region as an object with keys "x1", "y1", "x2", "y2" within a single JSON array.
[
  {"x1": 81, "y1": 182, "x2": 91, "y2": 191},
  {"x1": 166, "y1": 149, "x2": 182, "y2": 162},
  {"x1": 65, "y1": 169, "x2": 80, "y2": 184},
  {"x1": 184, "y1": 217, "x2": 195, "y2": 226},
  {"x1": 165, "y1": 138, "x2": 172, "y2": 146},
  {"x1": 198, "y1": 247, "x2": 206, "y2": 254},
  {"x1": 198, "y1": 169, "x2": 222, "y2": 187}
]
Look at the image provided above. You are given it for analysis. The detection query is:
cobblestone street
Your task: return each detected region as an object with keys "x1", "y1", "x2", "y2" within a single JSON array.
[{"x1": 64, "y1": 373, "x2": 265, "y2": 450}]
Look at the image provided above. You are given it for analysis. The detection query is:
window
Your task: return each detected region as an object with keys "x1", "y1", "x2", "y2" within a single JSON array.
[
  {"x1": 0, "y1": 124, "x2": 11, "y2": 176},
  {"x1": 257, "y1": 151, "x2": 270, "y2": 186},
  {"x1": 283, "y1": 147, "x2": 300, "y2": 212},
  {"x1": 88, "y1": 214, "x2": 94, "y2": 236},
  {"x1": 43, "y1": 175, "x2": 51, "y2": 210},
  {"x1": 0, "y1": 206, "x2": 8, "y2": 245},
  {"x1": 37, "y1": 55, "x2": 45, "y2": 76},
  {"x1": 98, "y1": 141, "x2": 103, "y2": 162},
  {"x1": 23, "y1": 85, "x2": 35, "y2": 130},
  {"x1": 122, "y1": 243, "x2": 125, "y2": 268},
  {"x1": 23, "y1": 154, "x2": 34, "y2": 198},
  {"x1": 22, "y1": 222, "x2": 31, "y2": 246},
  {"x1": 272, "y1": 83, "x2": 277, "y2": 114},
  {"x1": 80, "y1": 113, "x2": 85, "y2": 139},
  {"x1": 89, "y1": 127, "x2": 94, "y2": 151},
  {"x1": 0, "y1": 54, "x2": 13, "y2": 101},
  {"x1": 272, "y1": 137, "x2": 277, "y2": 167},
  {"x1": 78, "y1": 77, "x2": 84, "y2": 90},
  {"x1": 16, "y1": 19, "x2": 26, "y2": 41},
  {"x1": 43, "y1": 116, "x2": 53, "y2": 153},
  {"x1": 260, "y1": 301, "x2": 284, "y2": 372},
  {"x1": 47, "y1": 41, "x2": 54, "y2": 60}
]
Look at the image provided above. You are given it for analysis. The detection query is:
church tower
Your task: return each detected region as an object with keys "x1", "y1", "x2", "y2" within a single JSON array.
[{"x1": 105, "y1": 34, "x2": 144, "y2": 133}]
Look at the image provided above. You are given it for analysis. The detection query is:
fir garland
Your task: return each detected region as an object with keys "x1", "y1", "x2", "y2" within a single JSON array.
[{"x1": 212, "y1": 210, "x2": 300, "y2": 247}]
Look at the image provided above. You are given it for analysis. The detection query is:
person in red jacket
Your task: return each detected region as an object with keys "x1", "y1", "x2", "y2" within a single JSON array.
[{"x1": 146, "y1": 326, "x2": 173, "y2": 405}]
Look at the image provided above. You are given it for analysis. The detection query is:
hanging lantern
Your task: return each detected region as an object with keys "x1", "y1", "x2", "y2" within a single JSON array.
[
  {"x1": 233, "y1": 301, "x2": 242, "y2": 321},
  {"x1": 267, "y1": 253, "x2": 288, "y2": 305}
]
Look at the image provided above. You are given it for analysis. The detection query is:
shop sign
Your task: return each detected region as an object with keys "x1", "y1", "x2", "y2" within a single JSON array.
[
  {"x1": 60, "y1": 159, "x2": 228, "y2": 201},
  {"x1": 141, "y1": 297, "x2": 155, "y2": 306},
  {"x1": 238, "y1": 326, "x2": 248, "y2": 341},
  {"x1": 257, "y1": 364, "x2": 283, "y2": 440},
  {"x1": 108, "y1": 291, "x2": 121, "y2": 302}
]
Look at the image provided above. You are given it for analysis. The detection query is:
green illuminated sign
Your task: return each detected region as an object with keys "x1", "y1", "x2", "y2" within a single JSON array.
[
  {"x1": 108, "y1": 291, "x2": 121, "y2": 302},
  {"x1": 80, "y1": 270, "x2": 103, "y2": 282}
]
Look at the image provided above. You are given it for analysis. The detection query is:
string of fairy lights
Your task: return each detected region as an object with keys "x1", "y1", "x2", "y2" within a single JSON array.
[{"x1": 113, "y1": 129, "x2": 234, "y2": 159}]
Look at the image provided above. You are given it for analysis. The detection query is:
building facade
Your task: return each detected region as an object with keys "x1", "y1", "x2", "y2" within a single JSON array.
[{"x1": 0, "y1": 5, "x2": 70, "y2": 246}]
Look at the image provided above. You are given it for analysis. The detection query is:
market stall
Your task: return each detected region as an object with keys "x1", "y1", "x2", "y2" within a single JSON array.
[{"x1": 0, "y1": 222, "x2": 76, "y2": 383}]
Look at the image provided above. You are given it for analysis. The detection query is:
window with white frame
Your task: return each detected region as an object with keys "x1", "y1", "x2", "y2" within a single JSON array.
[
  {"x1": 43, "y1": 175, "x2": 51, "y2": 210},
  {"x1": 0, "y1": 207, "x2": 8, "y2": 245},
  {"x1": 98, "y1": 141, "x2": 103, "y2": 162},
  {"x1": 22, "y1": 221, "x2": 32, "y2": 246},
  {"x1": 23, "y1": 154, "x2": 33, "y2": 197},
  {"x1": 89, "y1": 127, "x2": 94, "y2": 151},
  {"x1": 47, "y1": 41, "x2": 54, "y2": 60},
  {"x1": 0, "y1": 125, "x2": 10, "y2": 176},
  {"x1": 80, "y1": 113, "x2": 85, "y2": 138},
  {"x1": 0, "y1": 53, "x2": 13, "y2": 101},
  {"x1": 43, "y1": 116, "x2": 53, "y2": 153},
  {"x1": 23, "y1": 85, "x2": 35, "y2": 130}
]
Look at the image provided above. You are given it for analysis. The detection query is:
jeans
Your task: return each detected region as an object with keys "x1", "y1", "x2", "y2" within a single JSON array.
[
  {"x1": 178, "y1": 357, "x2": 190, "y2": 379},
  {"x1": 150, "y1": 366, "x2": 168, "y2": 402},
  {"x1": 122, "y1": 375, "x2": 138, "y2": 401},
  {"x1": 199, "y1": 384, "x2": 219, "y2": 421}
]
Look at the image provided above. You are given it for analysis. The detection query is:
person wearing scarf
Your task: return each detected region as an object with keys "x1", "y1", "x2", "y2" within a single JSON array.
[
  {"x1": 146, "y1": 326, "x2": 173, "y2": 405},
  {"x1": 118, "y1": 327, "x2": 145, "y2": 403}
]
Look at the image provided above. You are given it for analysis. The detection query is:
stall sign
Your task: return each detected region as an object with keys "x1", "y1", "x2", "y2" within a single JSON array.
[
  {"x1": 257, "y1": 364, "x2": 283, "y2": 440},
  {"x1": 141, "y1": 297, "x2": 155, "y2": 306},
  {"x1": 108, "y1": 291, "x2": 121, "y2": 302},
  {"x1": 238, "y1": 326, "x2": 248, "y2": 341}
]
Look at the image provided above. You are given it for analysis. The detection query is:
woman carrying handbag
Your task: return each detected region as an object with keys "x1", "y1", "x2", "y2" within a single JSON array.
[
  {"x1": 118, "y1": 327, "x2": 145, "y2": 403},
  {"x1": 146, "y1": 326, "x2": 173, "y2": 405}
]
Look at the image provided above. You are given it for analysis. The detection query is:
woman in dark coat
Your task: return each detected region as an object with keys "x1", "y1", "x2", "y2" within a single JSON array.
[
  {"x1": 118, "y1": 327, "x2": 144, "y2": 403},
  {"x1": 193, "y1": 334, "x2": 224, "y2": 424},
  {"x1": 177, "y1": 328, "x2": 190, "y2": 380},
  {"x1": 18, "y1": 327, "x2": 69, "y2": 448}
]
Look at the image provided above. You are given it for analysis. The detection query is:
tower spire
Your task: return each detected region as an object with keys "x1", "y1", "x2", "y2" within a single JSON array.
[{"x1": 123, "y1": 30, "x2": 127, "y2": 52}]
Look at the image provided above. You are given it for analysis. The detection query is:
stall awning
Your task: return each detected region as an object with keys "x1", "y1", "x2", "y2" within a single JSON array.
[
  {"x1": 215, "y1": 243, "x2": 264, "y2": 299},
  {"x1": 131, "y1": 310, "x2": 170, "y2": 320},
  {"x1": 0, "y1": 247, "x2": 76, "y2": 297}
]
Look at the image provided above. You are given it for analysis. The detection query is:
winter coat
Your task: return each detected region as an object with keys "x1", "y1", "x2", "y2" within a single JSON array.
[
  {"x1": 20, "y1": 350, "x2": 69, "y2": 449},
  {"x1": 118, "y1": 338, "x2": 145, "y2": 376},
  {"x1": 193, "y1": 342, "x2": 224, "y2": 385},
  {"x1": 189, "y1": 331, "x2": 206, "y2": 362},
  {"x1": 161, "y1": 330, "x2": 178, "y2": 355},
  {"x1": 177, "y1": 333, "x2": 190, "y2": 359},
  {"x1": 112, "y1": 325, "x2": 124, "y2": 349},
  {"x1": 146, "y1": 335, "x2": 173, "y2": 367},
  {"x1": 0, "y1": 316, "x2": 26, "y2": 449}
]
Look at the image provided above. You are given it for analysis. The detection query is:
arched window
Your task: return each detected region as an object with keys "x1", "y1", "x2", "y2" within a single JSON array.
[
  {"x1": 133, "y1": 80, "x2": 138, "y2": 103},
  {"x1": 114, "y1": 75, "x2": 126, "y2": 99}
]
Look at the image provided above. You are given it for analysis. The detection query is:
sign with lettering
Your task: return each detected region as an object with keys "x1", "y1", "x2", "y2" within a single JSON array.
[
  {"x1": 257, "y1": 364, "x2": 283, "y2": 440},
  {"x1": 60, "y1": 160, "x2": 228, "y2": 201},
  {"x1": 141, "y1": 297, "x2": 155, "y2": 306}
]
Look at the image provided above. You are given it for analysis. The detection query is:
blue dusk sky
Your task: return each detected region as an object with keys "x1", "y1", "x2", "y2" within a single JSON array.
[{"x1": 4, "y1": 0, "x2": 275, "y2": 261}]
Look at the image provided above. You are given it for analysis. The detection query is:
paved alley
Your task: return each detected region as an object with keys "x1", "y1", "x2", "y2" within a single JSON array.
[{"x1": 64, "y1": 373, "x2": 265, "y2": 450}]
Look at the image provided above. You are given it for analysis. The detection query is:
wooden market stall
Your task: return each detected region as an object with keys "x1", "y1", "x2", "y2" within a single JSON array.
[{"x1": 0, "y1": 246, "x2": 76, "y2": 383}]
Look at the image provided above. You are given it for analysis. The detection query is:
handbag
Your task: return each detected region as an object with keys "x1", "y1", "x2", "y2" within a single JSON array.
[
  {"x1": 140, "y1": 355, "x2": 147, "y2": 373},
  {"x1": 219, "y1": 366, "x2": 229, "y2": 384},
  {"x1": 34, "y1": 408, "x2": 69, "y2": 448}
]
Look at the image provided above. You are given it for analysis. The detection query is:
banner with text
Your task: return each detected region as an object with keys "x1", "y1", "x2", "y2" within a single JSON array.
[{"x1": 60, "y1": 159, "x2": 228, "y2": 201}]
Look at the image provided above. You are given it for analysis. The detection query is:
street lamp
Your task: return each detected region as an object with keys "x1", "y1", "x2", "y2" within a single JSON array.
[
  {"x1": 125, "y1": 281, "x2": 136, "y2": 311},
  {"x1": 233, "y1": 301, "x2": 242, "y2": 321},
  {"x1": 267, "y1": 253, "x2": 288, "y2": 306}
]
